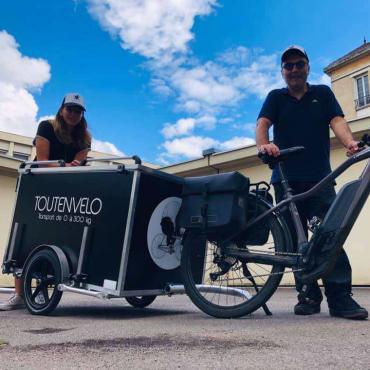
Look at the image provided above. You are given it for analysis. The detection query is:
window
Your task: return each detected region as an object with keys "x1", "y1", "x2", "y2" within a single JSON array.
[
  {"x1": 12, "y1": 152, "x2": 30, "y2": 161},
  {"x1": 356, "y1": 74, "x2": 370, "y2": 109}
]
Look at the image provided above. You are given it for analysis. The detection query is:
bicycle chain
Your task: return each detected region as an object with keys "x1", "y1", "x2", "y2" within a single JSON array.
[
  {"x1": 245, "y1": 248, "x2": 302, "y2": 256},
  {"x1": 228, "y1": 265, "x2": 304, "y2": 279}
]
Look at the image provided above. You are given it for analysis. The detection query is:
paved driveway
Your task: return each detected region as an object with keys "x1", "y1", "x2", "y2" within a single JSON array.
[{"x1": 0, "y1": 288, "x2": 369, "y2": 369}]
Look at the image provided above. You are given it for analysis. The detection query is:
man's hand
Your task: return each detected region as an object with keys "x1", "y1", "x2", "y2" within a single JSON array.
[
  {"x1": 258, "y1": 143, "x2": 280, "y2": 157},
  {"x1": 346, "y1": 140, "x2": 361, "y2": 156}
]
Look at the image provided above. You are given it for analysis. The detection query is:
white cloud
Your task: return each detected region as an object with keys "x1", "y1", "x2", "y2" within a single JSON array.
[
  {"x1": 86, "y1": 3, "x2": 284, "y2": 162},
  {"x1": 232, "y1": 122, "x2": 256, "y2": 132},
  {"x1": 0, "y1": 31, "x2": 50, "y2": 90},
  {"x1": 87, "y1": 0, "x2": 218, "y2": 63},
  {"x1": 38, "y1": 115, "x2": 55, "y2": 123},
  {"x1": 0, "y1": 82, "x2": 41, "y2": 137},
  {"x1": 0, "y1": 30, "x2": 133, "y2": 159},
  {"x1": 152, "y1": 48, "x2": 283, "y2": 116},
  {"x1": 150, "y1": 78, "x2": 173, "y2": 97},
  {"x1": 0, "y1": 31, "x2": 51, "y2": 137},
  {"x1": 162, "y1": 135, "x2": 218, "y2": 159},
  {"x1": 170, "y1": 63, "x2": 242, "y2": 111},
  {"x1": 219, "y1": 117, "x2": 233, "y2": 124},
  {"x1": 217, "y1": 46, "x2": 249, "y2": 65},
  {"x1": 162, "y1": 118, "x2": 197, "y2": 139},
  {"x1": 91, "y1": 138, "x2": 125, "y2": 156},
  {"x1": 309, "y1": 73, "x2": 331, "y2": 86},
  {"x1": 161, "y1": 114, "x2": 216, "y2": 139},
  {"x1": 219, "y1": 136, "x2": 255, "y2": 151},
  {"x1": 160, "y1": 134, "x2": 255, "y2": 163},
  {"x1": 86, "y1": 1, "x2": 283, "y2": 114}
]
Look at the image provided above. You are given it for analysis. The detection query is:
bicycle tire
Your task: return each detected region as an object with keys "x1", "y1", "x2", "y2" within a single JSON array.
[
  {"x1": 181, "y1": 196, "x2": 292, "y2": 318},
  {"x1": 23, "y1": 249, "x2": 63, "y2": 315},
  {"x1": 125, "y1": 295, "x2": 157, "y2": 308}
]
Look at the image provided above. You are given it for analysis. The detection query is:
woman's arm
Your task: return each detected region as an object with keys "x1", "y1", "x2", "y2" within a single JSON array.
[
  {"x1": 70, "y1": 148, "x2": 89, "y2": 166},
  {"x1": 35, "y1": 137, "x2": 63, "y2": 167},
  {"x1": 35, "y1": 137, "x2": 51, "y2": 161}
]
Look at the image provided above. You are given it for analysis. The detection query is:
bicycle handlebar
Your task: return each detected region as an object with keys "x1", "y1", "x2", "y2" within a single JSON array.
[
  {"x1": 258, "y1": 146, "x2": 305, "y2": 168},
  {"x1": 258, "y1": 132, "x2": 370, "y2": 168}
]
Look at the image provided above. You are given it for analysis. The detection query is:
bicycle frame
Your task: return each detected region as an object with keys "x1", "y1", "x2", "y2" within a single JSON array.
[{"x1": 224, "y1": 145, "x2": 370, "y2": 280}]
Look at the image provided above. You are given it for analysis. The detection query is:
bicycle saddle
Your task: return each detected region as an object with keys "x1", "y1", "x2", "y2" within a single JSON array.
[{"x1": 258, "y1": 146, "x2": 305, "y2": 169}]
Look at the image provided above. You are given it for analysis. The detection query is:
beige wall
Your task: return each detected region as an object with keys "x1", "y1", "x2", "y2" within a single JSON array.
[
  {"x1": 330, "y1": 147, "x2": 369, "y2": 285},
  {"x1": 329, "y1": 55, "x2": 370, "y2": 121},
  {"x1": 0, "y1": 174, "x2": 18, "y2": 286}
]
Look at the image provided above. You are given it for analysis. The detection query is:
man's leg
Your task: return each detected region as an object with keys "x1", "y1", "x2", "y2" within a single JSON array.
[
  {"x1": 273, "y1": 182, "x2": 322, "y2": 314},
  {"x1": 305, "y1": 183, "x2": 367, "y2": 319},
  {"x1": 304, "y1": 183, "x2": 351, "y2": 294}
]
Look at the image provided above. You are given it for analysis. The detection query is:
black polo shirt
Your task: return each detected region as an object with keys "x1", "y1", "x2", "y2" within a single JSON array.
[
  {"x1": 35, "y1": 120, "x2": 89, "y2": 163},
  {"x1": 257, "y1": 84, "x2": 344, "y2": 183}
]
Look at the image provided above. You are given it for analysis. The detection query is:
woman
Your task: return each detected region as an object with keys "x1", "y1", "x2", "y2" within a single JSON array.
[
  {"x1": 0, "y1": 93, "x2": 91, "y2": 310},
  {"x1": 35, "y1": 93, "x2": 91, "y2": 166}
]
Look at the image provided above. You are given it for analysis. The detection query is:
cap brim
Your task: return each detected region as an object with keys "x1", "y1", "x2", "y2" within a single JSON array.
[
  {"x1": 281, "y1": 49, "x2": 309, "y2": 63},
  {"x1": 63, "y1": 103, "x2": 86, "y2": 111}
]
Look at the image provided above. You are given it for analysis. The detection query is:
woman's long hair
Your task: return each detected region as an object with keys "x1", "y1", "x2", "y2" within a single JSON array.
[{"x1": 50, "y1": 107, "x2": 91, "y2": 149}]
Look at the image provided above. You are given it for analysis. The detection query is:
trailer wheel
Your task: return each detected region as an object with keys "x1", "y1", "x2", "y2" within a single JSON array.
[
  {"x1": 125, "y1": 295, "x2": 156, "y2": 308},
  {"x1": 23, "y1": 249, "x2": 63, "y2": 315}
]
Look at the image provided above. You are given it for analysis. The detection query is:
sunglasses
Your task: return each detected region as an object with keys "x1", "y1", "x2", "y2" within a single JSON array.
[
  {"x1": 282, "y1": 60, "x2": 307, "y2": 71},
  {"x1": 65, "y1": 106, "x2": 83, "y2": 114}
]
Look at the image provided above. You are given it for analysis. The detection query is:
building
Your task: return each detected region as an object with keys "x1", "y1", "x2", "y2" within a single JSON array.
[{"x1": 1, "y1": 43, "x2": 369, "y2": 286}]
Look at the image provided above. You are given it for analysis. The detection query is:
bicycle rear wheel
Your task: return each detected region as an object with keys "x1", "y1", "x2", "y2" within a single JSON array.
[{"x1": 181, "y1": 198, "x2": 291, "y2": 318}]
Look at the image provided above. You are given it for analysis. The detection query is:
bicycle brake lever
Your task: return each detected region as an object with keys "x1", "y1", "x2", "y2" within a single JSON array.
[
  {"x1": 258, "y1": 151, "x2": 276, "y2": 169},
  {"x1": 358, "y1": 133, "x2": 370, "y2": 148}
]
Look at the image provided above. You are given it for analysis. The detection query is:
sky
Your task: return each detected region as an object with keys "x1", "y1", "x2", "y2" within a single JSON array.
[{"x1": 0, "y1": 0, "x2": 369, "y2": 165}]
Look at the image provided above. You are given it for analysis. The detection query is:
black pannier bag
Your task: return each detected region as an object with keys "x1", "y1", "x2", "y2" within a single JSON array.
[
  {"x1": 244, "y1": 188, "x2": 273, "y2": 246},
  {"x1": 178, "y1": 172, "x2": 250, "y2": 238}
]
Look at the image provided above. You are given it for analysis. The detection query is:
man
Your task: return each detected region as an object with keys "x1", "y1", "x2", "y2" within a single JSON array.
[{"x1": 256, "y1": 45, "x2": 368, "y2": 320}]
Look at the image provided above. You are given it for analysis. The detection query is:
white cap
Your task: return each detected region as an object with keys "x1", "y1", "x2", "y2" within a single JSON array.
[
  {"x1": 281, "y1": 45, "x2": 309, "y2": 63},
  {"x1": 62, "y1": 93, "x2": 86, "y2": 111}
]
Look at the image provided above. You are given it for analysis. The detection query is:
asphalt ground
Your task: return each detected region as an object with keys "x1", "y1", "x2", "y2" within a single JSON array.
[{"x1": 0, "y1": 288, "x2": 369, "y2": 370}]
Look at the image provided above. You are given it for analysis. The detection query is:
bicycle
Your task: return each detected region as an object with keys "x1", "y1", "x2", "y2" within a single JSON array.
[{"x1": 180, "y1": 133, "x2": 370, "y2": 318}]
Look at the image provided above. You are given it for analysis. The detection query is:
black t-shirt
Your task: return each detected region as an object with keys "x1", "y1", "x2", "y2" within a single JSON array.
[
  {"x1": 258, "y1": 84, "x2": 344, "y2": 183},
  {"x1": 35, "y1": 120, "x2": 89, "y2": 163}
]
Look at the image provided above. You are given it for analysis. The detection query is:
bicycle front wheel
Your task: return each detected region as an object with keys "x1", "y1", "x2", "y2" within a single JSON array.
[{"x1": 181, "y1": 199, "x2": 291, "y2": 318}]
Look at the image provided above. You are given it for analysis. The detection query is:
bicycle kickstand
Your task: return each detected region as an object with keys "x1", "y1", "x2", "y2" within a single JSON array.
[{"x1": 242, "y1": 262, "x2": 272, "y2": 316}]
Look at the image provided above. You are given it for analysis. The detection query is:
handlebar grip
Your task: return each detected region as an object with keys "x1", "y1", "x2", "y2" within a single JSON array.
[
  {"x1": 358, "y1": 133, "x2": 369, "y2": 148},
  {"x1": 132, "y1": 155, "x2": 142, "y2": 165},
  {"x1": 257, "y1": 151, "x2": 271, "y2": 165},
  {"x1": 258, "y1": 146, "x2": 305, "y2": 169}
]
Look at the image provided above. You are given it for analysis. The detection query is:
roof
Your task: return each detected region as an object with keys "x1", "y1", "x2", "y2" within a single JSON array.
[
  {"x1": 160, "y1": 116, "x2": 370, "y2": 176},
  {"x1": 324, "y1": 41, "x2": 370, "y2": 74}
]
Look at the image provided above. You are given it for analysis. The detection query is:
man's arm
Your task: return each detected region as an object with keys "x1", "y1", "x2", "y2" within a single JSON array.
[
  {"x1": 256, "y1": 117, "x2": 280, "y2": 156},
  {"x1": 330, "y1": 116, "x2": 359, "y2": 155}
]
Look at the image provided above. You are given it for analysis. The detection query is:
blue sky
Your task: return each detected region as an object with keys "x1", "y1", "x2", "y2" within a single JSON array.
[{"x1": 0, "y1": 0, "x2": 369, "y2": 164}]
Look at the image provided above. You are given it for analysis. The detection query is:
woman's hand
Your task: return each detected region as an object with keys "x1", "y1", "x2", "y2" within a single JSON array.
[
  {"x1": 65, "y1": 160, "x2": 81, "y2": 167},
  {"x1": 70, "y1": 160, "x2": 81, "y2": 166}
]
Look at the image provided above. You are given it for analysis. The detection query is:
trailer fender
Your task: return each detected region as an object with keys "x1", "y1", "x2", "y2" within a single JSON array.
[{"x1": 22, "y1": 245, "x2": 70, "y2": 283}]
